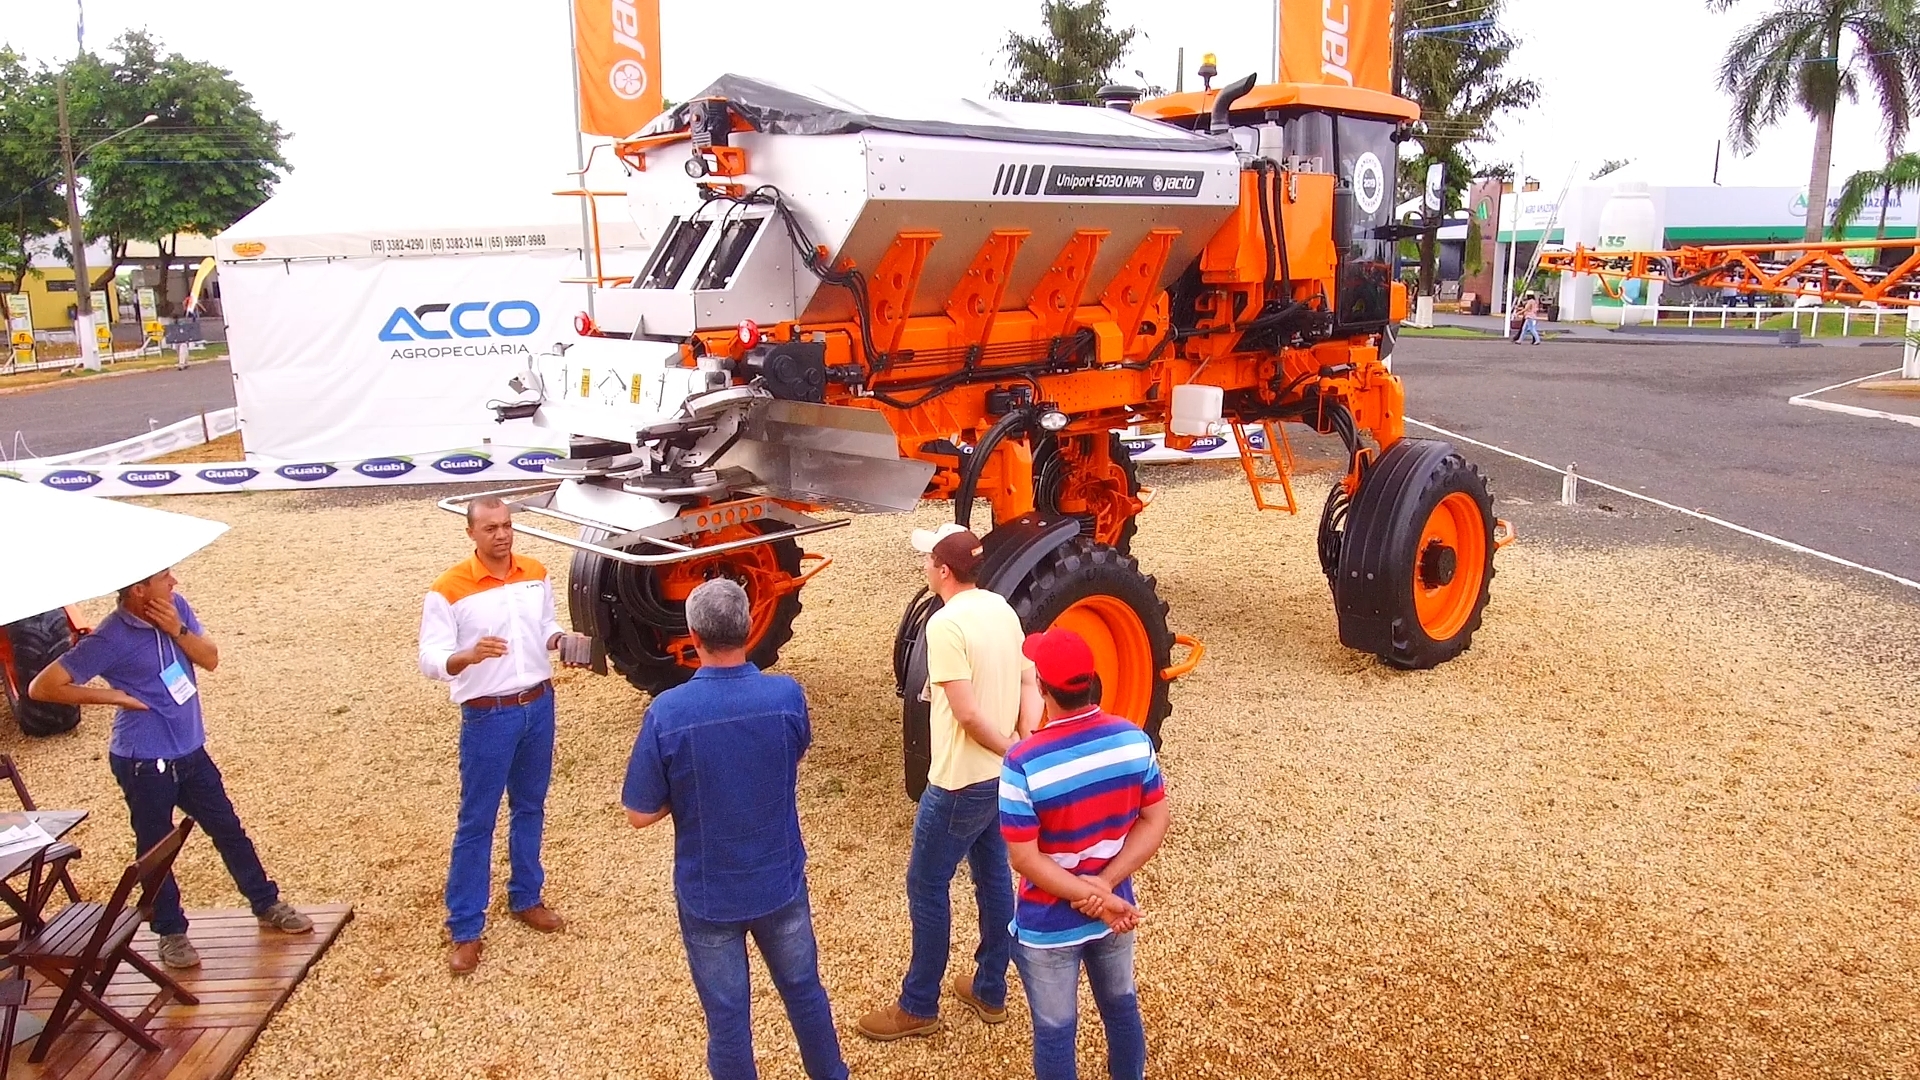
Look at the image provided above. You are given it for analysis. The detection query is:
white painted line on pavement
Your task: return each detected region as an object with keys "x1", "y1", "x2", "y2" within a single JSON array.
[
  {"x1": 1785, "y1": 368, "x2": 1920, "y2": 429},
  {"x1": 1406, "y1": 417, "x2": 1920, "y2": 593}
]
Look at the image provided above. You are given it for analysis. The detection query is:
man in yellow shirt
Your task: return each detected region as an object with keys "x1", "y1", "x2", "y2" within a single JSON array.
[{"x1": 858, "y1": 523, "x2": 1041, "y2": 1040}]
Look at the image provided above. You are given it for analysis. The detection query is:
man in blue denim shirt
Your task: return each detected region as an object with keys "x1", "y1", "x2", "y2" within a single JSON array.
[{"x1": 623, "y1": 579, "x2": 847, "y2": 1080}]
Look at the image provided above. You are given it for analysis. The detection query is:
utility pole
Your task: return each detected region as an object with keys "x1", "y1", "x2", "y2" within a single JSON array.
[
  {"x1": 57, "y1": 76, "x2": 101, "y2": 372},
  {"x1": 1503, "y1": 150, "x2": 1523, "y2": 319}
]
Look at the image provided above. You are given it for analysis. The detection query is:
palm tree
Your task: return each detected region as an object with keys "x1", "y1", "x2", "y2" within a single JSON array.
[
  {"x1": 1827, "y1": 151, "x2": 1920, "y2": 248},
  {"x1": 1713, "y1": 0, "x2": 1920, "y2": 242},
  {"x1": 1398, "y1": 0, "x2": 1539, "y2": 295}
]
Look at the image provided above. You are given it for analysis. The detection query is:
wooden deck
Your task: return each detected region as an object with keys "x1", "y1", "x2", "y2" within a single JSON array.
[{"x1": 4, "y1": 905, "x2": 351, "y2": 1080}]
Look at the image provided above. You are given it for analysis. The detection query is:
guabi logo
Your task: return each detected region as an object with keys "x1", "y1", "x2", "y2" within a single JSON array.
[
  {"x1": 354, "y1": 457, "x2": 415, "y2": 479},
  {"x1": 277, "y1": 463, "x2": 337, "y2": 482},
  {"x1": 41, "y1": 469, "x2": 101, "y2": 491},
  {"x1": 1183, "y1": 437, "x2": 1226, "y2": 454},
  {"x1": 1121, "y1": 439, "x2": 1152, "y2": 458},
  {"x1": 198, "y1": 466, "x2": 258, "y2": 486},
  {"x1": 432, "y1": 453, "x2": 492, "y2": 476},
  {"x1": 121, "y1": 469, "x2": 180, "y2": 489},
  {"x1": 379, "y1": 301, "x2": 541, "y2": 342},
  {"x1": 510, "y1": 450, "x2": 562, "y2": 473}
]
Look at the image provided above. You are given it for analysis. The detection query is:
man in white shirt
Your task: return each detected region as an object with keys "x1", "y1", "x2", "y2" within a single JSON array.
[{"x1": 418, "y1": 496, "x2": 590, "y2": 974}]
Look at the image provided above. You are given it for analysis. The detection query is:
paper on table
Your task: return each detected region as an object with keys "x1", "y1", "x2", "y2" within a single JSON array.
[{"x1": 0, "y1": 821, "x2": 57, "y2": 858}]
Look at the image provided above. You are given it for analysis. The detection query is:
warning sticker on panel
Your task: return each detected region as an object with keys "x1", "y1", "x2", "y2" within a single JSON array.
[{"x1": 1041, "y1": 166, "x2": 1205, "y2": 198}]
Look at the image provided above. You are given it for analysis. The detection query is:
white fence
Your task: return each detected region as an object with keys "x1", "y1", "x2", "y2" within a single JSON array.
[{"x1": 1630, "y1": 304, "x2": 1911, "y2": 338}]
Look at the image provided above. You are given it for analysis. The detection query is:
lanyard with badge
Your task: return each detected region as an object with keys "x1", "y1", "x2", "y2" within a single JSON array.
[{"x1": 154, "y1": 626, "x2": 196, "y2": 707}]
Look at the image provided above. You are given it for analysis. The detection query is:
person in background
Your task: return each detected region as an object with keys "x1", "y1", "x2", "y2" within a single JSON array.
[
  {"x1": 1516, "y1": 291, "x2": 1545, "y2": 345},
  {"x1": 419, "y1": 495, "x2": 591, "y2": 975},
  {"x1": 29, "y1": 568, "x2": 314, "y2": 970},
  {"x1": 858, "y1": 523, "x2": 1042, "y2": 1041},
  {"x1": 623, "y1": 578, "x2": 848, "y2": 1080},
  {"x1": 1000, "y1": 629, "x2": 1171, "y2": 1080}
]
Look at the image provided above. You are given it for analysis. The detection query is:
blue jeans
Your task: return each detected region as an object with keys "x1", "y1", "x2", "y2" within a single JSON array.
[
  {"x1": 446, "y1": 688, "x2": 554, "y2": 943},
  {"x1": 678, "y1": 885, "x2": 848, "y2": 1080},
  {"x1": 1519, "y1": 318, "x2": 1542, "y2": 343},
  {"x1": 1013, "y1": 932, "x2": 1147, "y2": 1080},
  {"x1": 109, "y1": 747, "x2": 279, "y2": 937},
  {"x1": 900, "y1": 777, "x2": 1013, "y2": 1017}
]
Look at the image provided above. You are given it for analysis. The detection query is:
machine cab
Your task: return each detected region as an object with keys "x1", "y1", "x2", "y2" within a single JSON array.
[{"x1": 1132, "y1": 79, "x2": 1419, "y2": 335}]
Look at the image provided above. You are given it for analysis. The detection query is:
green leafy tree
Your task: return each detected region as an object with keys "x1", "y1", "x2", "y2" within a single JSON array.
[
  {"x1": 1712, "y1": 0, "x2": 1919, "y2": 242},
  {"x1": 65, "y1": 31, "x2": 289, "y2": 313},
  {"x1": 1398, "y1": 0, "x2": 1540, "y2": 295},
  {"x1": 0, "y1": 49, "x2": 65, "y2": 290},
  {"x1": 1827, "y1": 151, "x2": 1920, "y2": 250},
  {"x1": 993, "y1": 0, "x2": 1138, "y2": 103}
]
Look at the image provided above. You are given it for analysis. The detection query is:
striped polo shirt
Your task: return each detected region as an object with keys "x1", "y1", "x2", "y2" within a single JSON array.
[{"x1": 999, "y1": 706, "x2": 1165, "y2": 948}]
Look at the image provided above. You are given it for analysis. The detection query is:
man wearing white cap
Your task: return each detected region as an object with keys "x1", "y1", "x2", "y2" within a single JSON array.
[{"x1": 858, "y1": 523, "x2": 1042, "y2": 1040}]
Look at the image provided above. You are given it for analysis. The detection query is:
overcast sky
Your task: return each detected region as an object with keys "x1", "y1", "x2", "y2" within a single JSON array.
[{"x1": 1, "y1": 0, "x2": 1891, "y2": 207}]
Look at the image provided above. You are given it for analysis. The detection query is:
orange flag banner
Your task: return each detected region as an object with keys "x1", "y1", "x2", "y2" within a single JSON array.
[
  {"x1": 1278, "y1": 0, "x2": 1395, "y2": 94},
  {"x1": 574, "y1": 0, "x2": 663, "y2": 138}
]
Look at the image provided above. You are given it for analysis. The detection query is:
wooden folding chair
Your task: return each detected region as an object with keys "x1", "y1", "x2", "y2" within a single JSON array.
[
  {"x1": 0, "y1": 756, "x2": 80, "y2": 904},
  {"x1": 6, "y1": 818, "x2": 200, "y2": 1062}
]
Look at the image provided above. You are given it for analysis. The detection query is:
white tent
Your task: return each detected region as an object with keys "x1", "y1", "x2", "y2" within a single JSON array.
[
  {"x1": 216, "y1": 160, "x2": 648, "y2": 463},
  {"x1": 0, "y1": 480, "x2": 229, "y2": 624}
]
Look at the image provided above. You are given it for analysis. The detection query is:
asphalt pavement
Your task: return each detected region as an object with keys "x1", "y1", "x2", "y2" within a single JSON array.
[
  {"x1": 1391, "y1": 335, "x2": 1920, "y2": 585},
  {"x1": 0, "y1": 361, "x2": 236, "y2": 460}
]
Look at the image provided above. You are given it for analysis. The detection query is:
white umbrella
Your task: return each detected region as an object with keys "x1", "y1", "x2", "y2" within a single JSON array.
[{"x1": 0, "y1": 479, "x2": 230, "y2": 625}]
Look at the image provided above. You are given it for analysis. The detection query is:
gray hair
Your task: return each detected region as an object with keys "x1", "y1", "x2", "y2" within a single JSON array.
[{"x1": 685, "y1": 578, "x2": 751, "y2": 650}]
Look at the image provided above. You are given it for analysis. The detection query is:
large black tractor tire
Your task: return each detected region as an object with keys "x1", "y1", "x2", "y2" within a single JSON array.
[
  {"x1": 1032, "y1": 432, "x2": 1142, "y2": 555},
  {"x1": 1333, "y1": 438, "x2": 1496, "y2": 670},
  {"x1": 3, "y1": 611, "x2": 81, "y2": 737},
  {"x1": 894, "y1": 537, "x2": 1175, "y2": 802},
  {"x1": 570, "y1": 523, "x2": 805, "y2": 697},
  {"x1": 1006, "y1": 538, "x2": 1173, "y2": 745}
]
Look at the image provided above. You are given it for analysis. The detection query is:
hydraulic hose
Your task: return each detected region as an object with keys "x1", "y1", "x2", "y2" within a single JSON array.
[{"x1": 953, "y1": 407, "x2": 1036, "y2": 530}]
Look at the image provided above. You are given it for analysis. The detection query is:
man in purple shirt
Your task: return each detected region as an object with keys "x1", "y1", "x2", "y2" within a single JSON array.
[{"x1": 30, "y1": 567, "x2": 313, "y2": 970}]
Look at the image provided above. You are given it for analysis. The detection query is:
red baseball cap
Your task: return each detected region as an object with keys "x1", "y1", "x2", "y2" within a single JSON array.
[{"x1": 1023, "y1": 628, "x2": 1096, "y2": 691}]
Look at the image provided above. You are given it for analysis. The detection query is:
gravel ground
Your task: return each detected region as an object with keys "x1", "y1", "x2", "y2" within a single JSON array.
[{"x1": 5, "y1": 467, "x2": 1916, "y2": 1080}]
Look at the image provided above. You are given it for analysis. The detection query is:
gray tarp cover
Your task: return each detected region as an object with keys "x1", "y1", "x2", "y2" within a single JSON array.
[{"x1": 643, "y1": 74, "x2": 1233, "y2": 153}]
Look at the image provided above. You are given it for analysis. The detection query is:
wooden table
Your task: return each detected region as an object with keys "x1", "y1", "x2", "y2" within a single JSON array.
[{"x1": 0, "y1": 812, "x2": 86, "y2": 890}]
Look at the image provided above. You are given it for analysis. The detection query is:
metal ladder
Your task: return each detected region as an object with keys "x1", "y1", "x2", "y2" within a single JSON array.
[{"x1": 1230, "y1": 421, "x2": 1300, "y2": 514}]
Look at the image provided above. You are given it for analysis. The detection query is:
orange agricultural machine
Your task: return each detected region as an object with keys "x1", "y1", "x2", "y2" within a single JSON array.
[
  {"x1": 1538, "y1": 239, "x2": 1920, "y2": 307},
  {"x1": 445, "y1": 70, "x2": 1509, "y2": 794}
]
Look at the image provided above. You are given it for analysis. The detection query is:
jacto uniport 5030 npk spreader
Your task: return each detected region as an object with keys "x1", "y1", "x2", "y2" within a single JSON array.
[{"x1": 442, "y1": 68, "x2": 1511, "y2": 796}]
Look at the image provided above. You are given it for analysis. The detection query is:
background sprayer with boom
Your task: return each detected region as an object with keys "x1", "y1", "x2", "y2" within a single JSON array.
[{"x1": 445, "y1": 15, "x2": 1512, "y2": 797}]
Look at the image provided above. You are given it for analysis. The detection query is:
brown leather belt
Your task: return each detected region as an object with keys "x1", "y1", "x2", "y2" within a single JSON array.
[{"x1": 462, "y1": 681, "x2": 550, "y2": 710}]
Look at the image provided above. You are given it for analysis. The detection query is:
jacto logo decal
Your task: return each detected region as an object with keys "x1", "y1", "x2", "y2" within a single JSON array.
[
  {"x1": 41, "y1": 469, "x2": 101, "y2": 491},
  {"x1": 379, "y1": 301, "x2": 540, "y2": 342},
  {"x1": 509, "y1": 450, "x2": 561, "y2": 473},
  {"x1": 991, "y1": 163, "x2": 1204, "y2": 199},
  {"x1": 355, "y1": 458, "x2": 415, "y2": 479},
  {"x1": 198, "y1": 466, "x2": 258, "y2": 485},
  {"x1": 120, "y1": 469, "x2": 180, "y2": 489},
  {"x1": 432, "y1": 453, "x2": 492, "y2": 476},
  {"x1": 230, "y1": 241, "x2": 266, "y2": 257},
  {"x1": 276, "y1": 463, "x2": 337, "y2": 482}
]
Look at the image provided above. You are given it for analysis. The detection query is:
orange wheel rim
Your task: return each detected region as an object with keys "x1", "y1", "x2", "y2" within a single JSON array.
[
  {"x1": 1051, "y1": 596, "x2": 1153, "y2": 726},
  {"x1": 654, "y1": 525, "x2": 791, "y2": 666},
  {"x1": 1412, "y1": 492, "x2": 1487, "y2": 640}
]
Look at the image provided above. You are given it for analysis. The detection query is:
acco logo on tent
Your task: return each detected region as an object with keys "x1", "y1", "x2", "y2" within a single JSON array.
[{"x1": 379, "y1": 301, "x2": 541, "y2": 342}]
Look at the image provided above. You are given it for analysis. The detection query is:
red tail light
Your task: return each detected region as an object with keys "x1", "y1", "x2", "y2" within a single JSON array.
[
  {"x1": 736, "y1": 320, "x2": 761, "y2": 349},
  {"x1": 574, "y1": 312, "x2": 596, "y2": 336}
]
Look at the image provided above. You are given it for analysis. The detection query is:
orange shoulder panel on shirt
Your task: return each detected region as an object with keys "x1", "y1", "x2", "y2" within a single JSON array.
[{"x1": 432, "y1": 553, "x2": 550, "y2": 604}]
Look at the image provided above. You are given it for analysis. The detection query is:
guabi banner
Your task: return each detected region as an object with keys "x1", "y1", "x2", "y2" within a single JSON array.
[
  {"x1": 3, "y1": 447, "x2": 566, "y2": 498},
  {"x1": 1279, "y1": 0, "x2": 1394, "y2": 94},
  {"x1": 574, "y1": 0, "x2": 663, "y2": 138}
]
